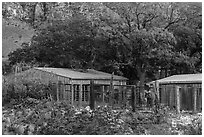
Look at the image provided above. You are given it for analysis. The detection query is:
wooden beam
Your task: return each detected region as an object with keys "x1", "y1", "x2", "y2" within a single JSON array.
[
  {"x1": 131, "y1": 86, "x2": 136, "y2": 112},
  {"x1": 90, "y1": 80, "x2": 95, "y2": 110},
  {"x1": 102, "y1": 85, "x2": 105, "y2": 102},
  {"x1": 193, "y1": 86, "x2": 197, "y2": 113},
  {"x1": 155, "y1": 80, "x2": 159, "y2": 101},
  {"x1": 109, "y1": 72, "x2": 114, "y2": 106},
  {"x1": 71, "y1": 83, "x2": 74, "y2": 105},
  {"x1": 119, "y1": 86, "x2": 123, "y2": 106},
  {"x1": 123, "y1": 87, "x2": 127, "y2": 108},
  {"x1": 56, "y1": 76, "x2": 59, "y2": 102},
  {"x1": 62, "y1": 83, "x2": 65, "y2": 100},
  {"x1": 79, "y1": 84, "x2": 82, "y2": 107},
  {"x1": 56, "y1": 84, "x2": 59, "y2": 102},
  {"x1": 175, "y1": 86, "x2": 180, "y2": 114}
]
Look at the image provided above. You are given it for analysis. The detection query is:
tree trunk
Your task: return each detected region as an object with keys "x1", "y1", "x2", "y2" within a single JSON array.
[
  {"x1": 28, "y1": 3, "x2": 37, "y2": 27},
  {"x1": 42, "y1": 2, "x2": 48, "y2": 21},
  {"x1": 138, "y1": 70, "x2": 146, "y2": 106}
]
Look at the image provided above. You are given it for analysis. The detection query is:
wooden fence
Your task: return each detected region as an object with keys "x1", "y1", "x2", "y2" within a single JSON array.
[{"x1": 48, "y1": 80, "x2": 140, "y2": 111}]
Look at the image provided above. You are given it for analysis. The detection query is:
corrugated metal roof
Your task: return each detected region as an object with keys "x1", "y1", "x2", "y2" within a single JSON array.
[
  {"x1": 34, "y1": 67, "x2": 128, "y2": 80},
  {"x1": 156, "y1": 74, "x2": 202, "y2": 84}
]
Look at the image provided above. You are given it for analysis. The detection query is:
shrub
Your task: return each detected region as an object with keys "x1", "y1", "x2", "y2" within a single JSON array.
[
  {"x1": 2, "y1": 75, "x2": 55, "y2": 106},
  {"x1": 169, "y1": 114, "x2": 202, "y2": 135},
  {"x1": 178, "y1": 116, "x2": 202, "y2": 135},
  {"x1": 2, "y1": 101, "x2": 147, "y2": 135}
]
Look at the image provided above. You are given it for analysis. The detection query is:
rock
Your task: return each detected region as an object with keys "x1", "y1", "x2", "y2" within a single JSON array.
[
  {"x1": 3, "y1": 131, "x2": 15, "y2": 135},
  {"x1": 43, "y1": 122, "x2": 47, "y2": 126},
  {"x1": 4, "y1": 117, "x2": 11, "y2": 127},
  {"x1": 44, "y1": 112, "x2": 52, "y2": 119},
  {"x1": 16, "y1": 111, "x2": 23, "y2": 116},
  {"x1": 45, "y1": 102, "x2": 53, "y2": 108},
  {"x1": 27, "y1": 131, "x2": 33, "y2": 135},
  {"x1": 85, "y1": 106, "x2": 91, "y2": 111},
  {"x1": 120, "y1": 115, "x2": 132, "y2": 123},
  {"x1": 75, "y1": 111, "x2": 82, "y2": 115},
  {"x1": 18, "y1": 125, "x2": 26, "y2": 134},
  {"x1": 28, "y1": 124, "x2": 35, "y2": 132}
]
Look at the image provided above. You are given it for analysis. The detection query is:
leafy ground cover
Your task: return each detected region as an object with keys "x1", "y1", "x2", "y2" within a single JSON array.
[{"x1": 2, "y1": 98, "x2": 202, "y2": 135}]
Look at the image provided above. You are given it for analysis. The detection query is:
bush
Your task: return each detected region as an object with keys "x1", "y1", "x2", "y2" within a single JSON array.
[
  {"x1": 177, "y1": 116, "x2": 202, "y2": 135},
  {"x1": 2, "y1": 75, "x2": 54, "y2": 105},
  {"x1": 169, "y1": 114, "x2": 202, "y2": 135},
  {"x1": 2, "y1": 100, "x2": 147, "y2": 135}
]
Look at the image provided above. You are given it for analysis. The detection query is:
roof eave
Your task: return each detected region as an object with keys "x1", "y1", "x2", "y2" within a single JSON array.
[{"x1": 159, "y1": 81, "x2": 202, "y2": 85}]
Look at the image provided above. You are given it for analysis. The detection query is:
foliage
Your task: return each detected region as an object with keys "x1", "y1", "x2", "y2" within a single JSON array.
[
  {"x1": 2, "y1": 75, "x2": 54, "y2": 105},
  {"x1": 8, "y1": 43, "x2": 32, "y2": 65},
  {"x1": 170, "y1": 25, "x2": 202, "y2": 73},
  {"x1": 2, "y1": 100, "x2": 144, "y2": 135},
  {"x1": 2, "y1": 98, "x2": 201, "y2": 135},
  {"x1": 4, "y1": 2, "x2": 202, "y2": 82},
  {"x1": 169, "y1": 113, "x2": 202, "y2": 135},
  {"x1": 8, "y1": 12, "x2": 114, "y2": 70},
  {"x1": 100, "y1": 2, "x2": 201, "y2": 79},
  {"x1": 2, "y1": 58, "x2": 13, "y2": 75}
]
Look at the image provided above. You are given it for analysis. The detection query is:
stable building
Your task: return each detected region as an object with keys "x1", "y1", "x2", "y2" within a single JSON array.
[
  {"x1": 155, "y1": 74, "x2": 202, "y2": 112},
  {"x1": 14, "y1": 67, "x2": 128, "y2": 106}
]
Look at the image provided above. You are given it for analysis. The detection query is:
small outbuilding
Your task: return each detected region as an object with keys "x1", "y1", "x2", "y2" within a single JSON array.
[
  {"x1": 153, "y1": 74, "x2": 202, "y2": 112},
  {"x1": 13, "y1": 67, "x2": 128, "y2": 106}
]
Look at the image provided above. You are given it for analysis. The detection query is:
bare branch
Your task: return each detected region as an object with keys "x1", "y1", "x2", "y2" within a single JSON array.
[
  {"x1": 125, "y1": 16, "x2": 132, "y2": 33},
  {"x1": 164, "y1": 17, "x2": 185, "y2": 29},
  {"x1": 142, "y1": 14, "x2": 158, "y2": 28},
  {"x1": 136, "y1": 13, "x2": 140, "y2": 30}
]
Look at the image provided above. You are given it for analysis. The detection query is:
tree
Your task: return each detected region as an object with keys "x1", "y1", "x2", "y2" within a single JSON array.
[
  {"x1": 169, "y1": 2, "x2": 202, "y2": 74},
  {"x1": 3, "y1": 2, "x2": 37, "y2": 27},
  {"x1": 2, "y1": 2, "x2": 74, "y2": 28},
  {"x1": 88, "y1": 3, "x2": 176, "y2": 103},
  {"x1": 8, "y1": 8, "x2": 112, "y2": 70},
  {"x1": 81, "y1": 2, "x2": 201, "y2": 104},
  {"x1": 6, "y1": 2, "x2": 202, "y2": 86}
]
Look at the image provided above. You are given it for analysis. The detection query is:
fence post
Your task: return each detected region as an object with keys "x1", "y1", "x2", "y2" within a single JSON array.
[
  {"x1": 56, "y1": 82, "x2": 59, "y2": 102},
  {"x1": 119, "y1": 86, "x2": 123, "y2": 107},
  {"x1": 175, "y1": 86, "x2": 180, "y2": 114},
  {"x1": 123, "y1": 87, "x2": 127, "y2": 108},
  {"x1": 102, "y1": 85, "x2": 105, "y2": 102},
  {"x1": 90, "y1": 80, "x2": 95, "y2": 110},
  {"x1": 131, "y1": 86, "x2": 136, "y2": 112},
  {"x1": 155, "y1": 80, "x2": 159, "y2": 101},
  {"x1": 79, "y1": 84, "x2": 82, "y2": 107},
  {"x1": 71, "y1": 84, "x2": 74, "y2": 105},
  {"x1": 109, "y1": 72, "x2": 114, "y2": 106},
  {"x1": 193, "y1": 86, "x2": 197, "y2": 113}
]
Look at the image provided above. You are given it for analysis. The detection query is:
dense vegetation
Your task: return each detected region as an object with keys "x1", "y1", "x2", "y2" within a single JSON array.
[
  {"x1": 2, "y1": 75, "x2": 202, "y2": 135},
  {"x1": 2, "y1": 98, "x2": 202, "y2": 135},
  {"x1": 3, "y1": 2, "x2": 202, "y2": 82},
  {"x1": 2, "y1": 3, "x2": 202, "y2": 135}
]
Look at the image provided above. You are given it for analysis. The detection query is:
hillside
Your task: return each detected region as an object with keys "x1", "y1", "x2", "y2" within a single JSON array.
[{"x1": 2, "y1": 18, "x2": 35, "y2": 57}]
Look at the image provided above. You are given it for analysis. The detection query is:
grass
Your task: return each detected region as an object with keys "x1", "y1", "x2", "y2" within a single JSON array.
[{"x1": 2, "y1": 18, "x2": 35, "y2": 57}]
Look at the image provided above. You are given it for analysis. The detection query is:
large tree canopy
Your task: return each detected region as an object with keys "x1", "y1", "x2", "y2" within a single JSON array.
[
  {"x1": 8, "y1": 14, "x2": 111, "y2": 70},
  {"x1": 5, "y1": 2, "x2": 202, "y2": 87}
]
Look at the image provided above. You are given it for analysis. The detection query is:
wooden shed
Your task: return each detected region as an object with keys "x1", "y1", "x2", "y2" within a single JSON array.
[
  {"x1": 14, "y1": 67, "x2": 128, "y2": 106},
  {"x1": 155, "y1": 74, "x2": 202, "y2": 112}
]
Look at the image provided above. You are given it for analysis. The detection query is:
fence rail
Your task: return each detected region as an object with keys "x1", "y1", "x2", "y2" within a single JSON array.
[{"x1": 48, "y1": 80, "x2": 141, "y2": 110}]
